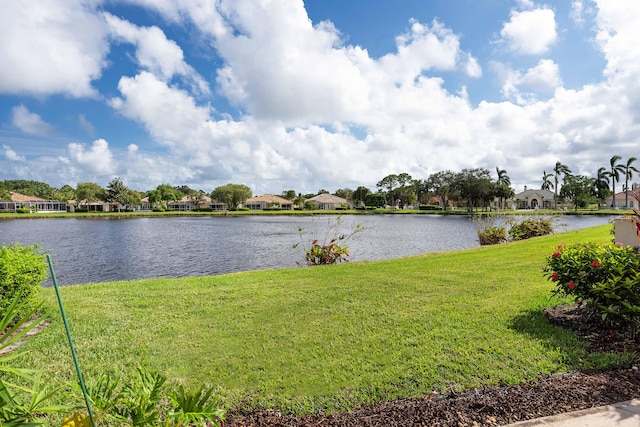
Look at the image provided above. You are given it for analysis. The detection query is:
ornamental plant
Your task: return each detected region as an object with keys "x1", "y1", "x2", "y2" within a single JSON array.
[
  {"x1": 84, "y1": 366, "x2": 226, "y2": 427},
  {"x1": 544, "y1": 242, "x2": 640, "y2": 327},
  {"x1": 1, "y1": 296, "x2": 71, "y2": 426}
]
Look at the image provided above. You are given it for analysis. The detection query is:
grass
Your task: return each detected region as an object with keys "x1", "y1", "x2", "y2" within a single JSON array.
[
  {"x1": 17, "y1": 224, "x2": 623, "y2": 414},
  {"x1": 0, "y1": 207, "x2": 628, "y2": 220}
]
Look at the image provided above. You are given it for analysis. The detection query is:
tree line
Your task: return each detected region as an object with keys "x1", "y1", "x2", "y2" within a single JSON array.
[{"x1": 1, "y1": 155, "x2": 638, "y2": 211}]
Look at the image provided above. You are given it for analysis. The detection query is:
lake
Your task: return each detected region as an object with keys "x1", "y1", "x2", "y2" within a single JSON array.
[{"x1": 0, "y1": 214, "x2": 617, "y2": 285}]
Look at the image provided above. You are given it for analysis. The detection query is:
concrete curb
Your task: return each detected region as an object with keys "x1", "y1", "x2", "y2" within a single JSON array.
[{"x1": 504, "y1": 399, "x2": 640, "y2": 426}]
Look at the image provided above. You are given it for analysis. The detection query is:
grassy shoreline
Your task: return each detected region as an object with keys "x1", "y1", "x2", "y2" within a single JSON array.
[
  {"x1": 0, "y1": 207, "x2": 626, "y2": 220},
  {"x1": 16, "y1": 224, "x2": 627, "y2": 414}
]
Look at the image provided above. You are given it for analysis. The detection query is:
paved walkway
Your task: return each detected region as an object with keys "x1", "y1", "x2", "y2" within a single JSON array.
[{"x1": 505, "y1": 399, "x2": 640, "y2": 426}]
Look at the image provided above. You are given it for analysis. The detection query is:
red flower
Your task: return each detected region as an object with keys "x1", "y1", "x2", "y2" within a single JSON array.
[
  {"x1": 551, "y1": 272, "x2": 559, "y2": 281},
  {"x1": 568, "y1": 280, "x2": 576, "y2": 290},
  {"x1": 557, "y1": 244, "x2": 565, "y2": 249},
  {"x1": 591, "y1": 260, "x2": 601, "y2": 267},
  {"x1": 552, "y1": 251, "x2": 561, "y2": 259}
]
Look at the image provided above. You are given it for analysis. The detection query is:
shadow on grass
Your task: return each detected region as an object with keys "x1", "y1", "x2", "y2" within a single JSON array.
[{"x1": 508, "y1": 308, "x2": 635, "y2": 371}]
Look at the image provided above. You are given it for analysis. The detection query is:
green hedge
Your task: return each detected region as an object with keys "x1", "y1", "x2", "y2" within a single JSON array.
[{"x1": 0, "y1": 244, "x2": 47, "y2": 319}]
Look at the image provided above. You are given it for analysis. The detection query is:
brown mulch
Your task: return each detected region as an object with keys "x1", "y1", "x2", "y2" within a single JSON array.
[{"x1": 224, "y1": 305, "x2": 640, "y2": 427}]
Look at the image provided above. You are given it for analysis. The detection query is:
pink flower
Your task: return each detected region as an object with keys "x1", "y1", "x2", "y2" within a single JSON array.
[
  {"x1": 552, "y1": 251, "x2": 561, "y2": 259},
  {"x1": 551, "y1": 272, "x2": 559, "y2": 281},
  {"x1": 591, "y1": 260, "x2": 601, "y2": 267},
  {"x1": 568, "y1": 280, "x2": 576, "y2": 290},
  {"x1": 616, "y1": 242, "x2": 623, "y2": 247}
]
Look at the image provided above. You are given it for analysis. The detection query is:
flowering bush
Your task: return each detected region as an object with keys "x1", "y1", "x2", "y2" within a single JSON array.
[{"x1": 544, "y1": 242, "x2": 640, "y2": 327}]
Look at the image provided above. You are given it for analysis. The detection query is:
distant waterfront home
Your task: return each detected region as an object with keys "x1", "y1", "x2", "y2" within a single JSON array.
[
  {"x1": 0, "y1": 192, "x2": 67, "y2": 213},
  {"x1": 513, "y1": 187, "x2": 555, "y2": 209},
  {"x1": 244, "y1": 194, "x2": 293, "y2": 210},
  {"x1": 605, "y1": 187, "x2": 640, "y2": 209},
  {"x1": 306, "y1": 193, "x2": 351, "y2": 209},
  {"x1": 167, "y1": 195, "x2": 227, "y2": 211},
  {"x1": 69, "y1": 200, "x2": 121, "y2": 212}
]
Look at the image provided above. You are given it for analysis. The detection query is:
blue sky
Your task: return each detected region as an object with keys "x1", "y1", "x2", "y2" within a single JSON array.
[{"x1": 0, "y1": 0, "x2": 638, "y2": 195}]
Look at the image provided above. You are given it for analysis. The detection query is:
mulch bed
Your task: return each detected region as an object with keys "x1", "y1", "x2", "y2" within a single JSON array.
[{"x1": 224, "y1": 304, "x2": 640, "y2": 427}]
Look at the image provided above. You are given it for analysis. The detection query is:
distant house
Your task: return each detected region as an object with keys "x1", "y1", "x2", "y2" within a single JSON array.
[
  {"x1": 69, "y1": 200, "x2": 119, "y2": 212},
  {"x1": 167, "y1": 195, "x2": 227, "y2": 211},
  {"x1": 605, "y1": 188, "x2": 640, "y2": 209},
  {"x1": 0, "y1": 192, "x2": 67, "y2": 213},
  {"x1": 243, "y1": 194, "x2": 293, "y2": 210},
  {"x1": 513, "y1": 187, "x2": 555, "y2": 209},
  {"x1": 306, "y1": 193, "x2": 350, "y2": 209}
]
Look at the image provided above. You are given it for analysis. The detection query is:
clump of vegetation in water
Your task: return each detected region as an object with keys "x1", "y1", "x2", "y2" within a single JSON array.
[
  {"x1": 293, "y1": 216, "x2": 364, "y2": 265},
  {"x1": 508, "y1": 217, "x2": 554, "y2": 241},
  {"x1": 475, "y1": 215, "x2": 555, "y2": 246}
]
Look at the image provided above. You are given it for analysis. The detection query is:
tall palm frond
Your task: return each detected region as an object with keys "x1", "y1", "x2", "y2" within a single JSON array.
[
  {"x1": 609, "y1": 155, "x2": 625, "y2": 207},
  {"x1": 541, "y1": 171, "x2": 554, "y2": 191},
  {"x1": 553, "y1": 162, "x2": 571, "y2": 208},
  {"x1": 624, "y1": 157, "x2": 639, "y2": 208}
]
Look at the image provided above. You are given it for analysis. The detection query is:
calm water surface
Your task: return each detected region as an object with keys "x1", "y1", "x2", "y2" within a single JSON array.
[{"x1": 0, "y1": 214, "x2": 616, "y2": 285}]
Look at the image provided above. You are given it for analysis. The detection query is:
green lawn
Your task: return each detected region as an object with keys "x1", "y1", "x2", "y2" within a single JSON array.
[
  {"x1": 0, "y1": 207, "x2": 628, "y2": 220},
  {"x1": 18, "y1": 224, "x2": 625, "y2": 414}
]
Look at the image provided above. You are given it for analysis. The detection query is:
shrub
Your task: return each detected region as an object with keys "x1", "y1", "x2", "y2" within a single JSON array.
[
  {"x1": 15, "y1": 208, "x2": 31, "y2": 214},
  {"x1": 152, "y1": 207, "x2": 165, "y2": 212},
  {"x1": 75, "y1": 208, "x2": 89, "y2": 213},
  {"x1": 544, "y1": 242, "x2": 640, "y2": 327},
  {"x1": 419, "y1": 205, "x2": 442, "y2": 211},
  {"x1": 477, "y1": 226, "x2": 508, "y2": 246},
  {"x1": 0, "y1": 243, "x2": 47, "y2": 320},
  {"x1": 508, "y1": 218, "x2": 553, "y2": 240}
]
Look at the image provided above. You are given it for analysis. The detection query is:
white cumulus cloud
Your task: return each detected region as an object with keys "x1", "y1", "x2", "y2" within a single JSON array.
[
  {"x1": 3, "y1": 145, "x2": 26, "y2": 162},
  {"x1": 104, "y1": 13, "x2": 209, "y2": 95},
  {"x1": 500, "y1": 8, "x2": 557, "y2": 55},
  {"x1": 67, "y1": 139, "x2": 116, "y2": 176},
  {"x1": 0, "y1": 0, "x2": 109, "y2": 97},
  {"x1": 11, "y1": 105, "x2": 53, "y2": 136},
  {"x1": 521, "y1": 59, "x2": 563, "y2": 92}
]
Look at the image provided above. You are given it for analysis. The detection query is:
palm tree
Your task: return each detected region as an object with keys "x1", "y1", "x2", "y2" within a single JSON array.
[
  {"x1": 495, "y1": 167, "x2": 511, "y2": 186},
  {"x1": 553, "y1": 161, "x2": 571, "y2": 208},
  {"x1": 495, "y1": 167, "x2": 511, "y2": 209},
  {"x1": 593, "y1": 167, "x2": 610, "y2": 207},
  {"x1": 623, "y1": 157, "x2": 639, "y2": 209},
  {"x1": 609, "y1": 155, "x2": 625, "y2": 208},
  {"x1": 541, "y1": 171, "x2": 554, "y2": 191}
]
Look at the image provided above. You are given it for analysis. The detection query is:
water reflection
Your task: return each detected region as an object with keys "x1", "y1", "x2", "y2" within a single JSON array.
[{"x1": 0, "y1": 214, "x2": 616, "y2": 285}]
